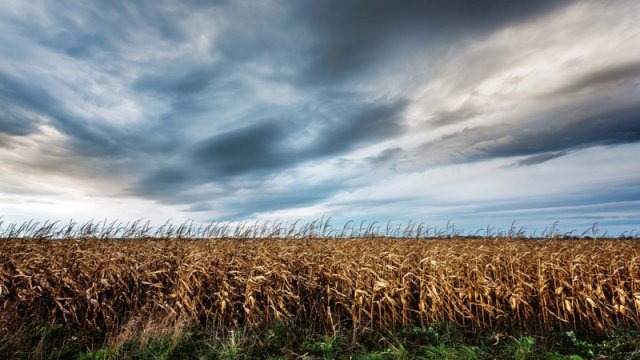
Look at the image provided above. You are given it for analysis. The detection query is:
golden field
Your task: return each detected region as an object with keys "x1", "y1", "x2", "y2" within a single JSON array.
[{"x1": 2, "y1": 237, "x2": 640, "y2": 343}]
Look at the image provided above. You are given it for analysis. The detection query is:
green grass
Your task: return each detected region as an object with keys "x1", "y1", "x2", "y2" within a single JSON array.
[{"x1": 4, "y1": 322, "x2": 640, "y2": 359}]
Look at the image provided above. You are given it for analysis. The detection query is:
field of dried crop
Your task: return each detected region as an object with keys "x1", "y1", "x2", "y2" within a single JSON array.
[{"x1": 2, "y1": 237, "x2": 640, "y2": 345}]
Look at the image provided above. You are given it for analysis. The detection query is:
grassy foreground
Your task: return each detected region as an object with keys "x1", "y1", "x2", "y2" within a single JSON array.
[
  {"x1": 2, "y1": 237, "x2": 640, "y2": 358},
  {"x1": 8, "y1": 321, "x2": 640, "y2": 359}
]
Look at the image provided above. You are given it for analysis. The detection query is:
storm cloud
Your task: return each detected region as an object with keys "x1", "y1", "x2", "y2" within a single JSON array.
[
  {"x1": 1, "y1": 0, "x2": 639, "y2": 230},
  {"x1": 413, "y1": 104, "x2": 640, "y2": 166},
  {"x1": 133, "y1": 97, "x2": 407, "y2": 211}
]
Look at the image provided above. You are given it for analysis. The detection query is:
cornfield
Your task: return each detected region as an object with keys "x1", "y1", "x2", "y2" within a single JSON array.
[{"x1": 2, "y1": 237, "x2": 640, "y2": 345}]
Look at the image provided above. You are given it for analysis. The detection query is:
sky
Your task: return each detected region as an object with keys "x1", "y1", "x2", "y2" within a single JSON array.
[{"x1": 1, "y1": 0, "x2": 639, "y2": 234}]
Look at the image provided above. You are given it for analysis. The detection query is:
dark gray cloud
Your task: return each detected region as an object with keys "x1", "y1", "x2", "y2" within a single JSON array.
[
  {"x1": 294, "y1": 0, "x2": 574, "y2": 85},
  {"x1": 133, "y1": 98, "x2": 407, "y2": 208},
  {"x1": 191, "y1": 120, "x2": 293, "y2": 177},
  {"x1": 0, "y1": 110, "x2": 40, "y2": 137},
  {"x1": 311, "y1": 99, "x2": 407, "y2": 154},
  {"x1": 190, "y1": 0, "x2": 576, "y2": 90},
  {"x1": 417, "y1": 104, "x2": 640, "y2": 165},
  {"x1": 0, "y1": 74, "x2": 55, "y2": 133}
]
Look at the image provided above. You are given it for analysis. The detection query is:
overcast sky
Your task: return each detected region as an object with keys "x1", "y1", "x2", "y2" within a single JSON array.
[{"x1": 1, "y1": 0, "x2": 639, "y2": 233}]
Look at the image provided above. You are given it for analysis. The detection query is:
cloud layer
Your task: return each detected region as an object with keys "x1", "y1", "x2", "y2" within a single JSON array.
[{"x1": 1, "y1": 0, "x2": 639, "y2": 232}]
